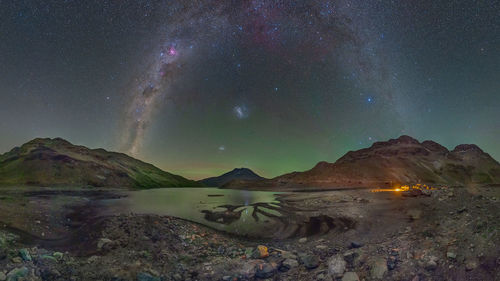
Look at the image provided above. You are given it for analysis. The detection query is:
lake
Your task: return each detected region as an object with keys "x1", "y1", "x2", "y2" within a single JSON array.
[{"x1": 112, "y1": 188, "x2": 287, "y2": 237}]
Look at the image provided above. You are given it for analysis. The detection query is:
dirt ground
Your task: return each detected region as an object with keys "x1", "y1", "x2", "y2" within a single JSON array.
[{"x1": 0, "y1": 185, "x2": 498, "y2": 281}]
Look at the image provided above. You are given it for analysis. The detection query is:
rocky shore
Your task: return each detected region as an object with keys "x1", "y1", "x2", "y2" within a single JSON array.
[{"x1": 0, "y1": 186, "x2": 499, "y2": 281}]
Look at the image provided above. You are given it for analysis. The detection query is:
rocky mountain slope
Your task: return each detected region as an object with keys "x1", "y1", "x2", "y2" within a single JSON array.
[
  {"x1": 225, "y1": 135, "x2": 500, "y2": 189},
  {"x1": 200, "y1": 168, "x2": 265, "y2": 187},
  {"x1": 0, "y1": 138, "x2": 201, "y2": 188}
]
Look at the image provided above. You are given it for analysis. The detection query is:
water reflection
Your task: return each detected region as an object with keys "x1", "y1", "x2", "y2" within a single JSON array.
[
  {"x1": 120, "y1": 188, "x2": 356, "y2": 239},
  {"x1": 123, "y1": 188, "x2": 284, "y2": 237}
]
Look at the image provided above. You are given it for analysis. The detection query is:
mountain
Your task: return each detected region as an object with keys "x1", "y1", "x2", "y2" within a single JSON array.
[
  {"x1": 200, "y1": 168, "x2": 265, "y2": 187},
  {"x1": 0, "y1": 138, "x2": 201, "y2": 188},
  {"x1": 224, "y1": 136, "x2": 500, "y2": 190}
]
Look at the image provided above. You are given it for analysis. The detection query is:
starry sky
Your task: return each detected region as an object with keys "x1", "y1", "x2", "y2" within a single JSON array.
[{"x1": 1, "y1": 0, "x2": 499, "y2": 180}]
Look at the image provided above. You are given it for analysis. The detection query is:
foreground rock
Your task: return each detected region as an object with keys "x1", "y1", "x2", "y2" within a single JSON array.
[
  {"x1": 341, "y1": 272, "x2": 360, "y2": 281},
  {"x1": 370, "y1": 257, "x2": 387, "y2": 279},
  {"x1": 327, "y1": 254, "x2": 346, "y2": 278}
]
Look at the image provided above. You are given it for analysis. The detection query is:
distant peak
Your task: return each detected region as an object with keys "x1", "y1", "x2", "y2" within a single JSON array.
[
  {"x1": 422, "y1": 140, "x2": 449, "y2": 152},
  {"x1": 314, "y1": 161, "x2": 332, "y2": 168},
  {"x1": 452, "y1": 144, "x2": 484, "y2": 153},
  {"x1": 200, "y1": 167, "x2": 264, "y2": 187},
  {"x1": 26, "y1": 137, "x2": 72, "y2": 147},
  {"x1": 395, "y1": 135, "x2": 420, "y2": 144},
  {"x1": 232, "y1": 167, "x2": 250, "y2": 171},
  {"x1": 370, "y1": 135, "x2": 420, "y2": 149},
  {"x1": 228, "y1": 168, "x2": 259, "y2": 176}
]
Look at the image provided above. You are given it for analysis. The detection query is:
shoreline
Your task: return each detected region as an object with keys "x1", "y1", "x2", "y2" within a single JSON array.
[{"x1": 0, "y1": 186, "x2": 498, "y2": 280}]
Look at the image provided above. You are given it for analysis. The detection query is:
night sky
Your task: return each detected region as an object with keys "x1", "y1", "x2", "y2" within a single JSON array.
[{"x1": 1, "y1": 1, "x2": 499, "y2": 179}]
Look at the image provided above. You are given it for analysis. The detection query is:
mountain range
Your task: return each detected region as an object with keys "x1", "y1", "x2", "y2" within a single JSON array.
[
  {"x1": 199, "y1": 168, "x2": 265, "y2": 187},
  {"x1": 1, "y1": 136, "x2": 498, "y2": 190},
  {"x1": 0, "y1": 138, "x2": 200, "y2": 188},
  {"x1": 224, "y1": 135, "x2": 500, "y2": 189}
]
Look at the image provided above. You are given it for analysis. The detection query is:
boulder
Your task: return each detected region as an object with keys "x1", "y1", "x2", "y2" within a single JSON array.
[
  {"x1": 341, "y1": 272, "x2": 360, "y2": 281},
  {"x1": 280, "y1": 259, "x2": 299, "y2": 271},
  {"x1": 369, "y1": 258, "x2": 387, "y2": 279},
  {"x1": 343, "y1": 249, "x2": 362, "y2": 267},
  {"x1": 255, "y1": 263, "x2": 276, "y2": 279},
  {"x1": 327, "y1": 254, "x2": 346, "y2": 278},
  {"x1": 280, "y1": 250, "x2": 297, "y2": 260},
  {"x1": 6, "y1": 267, "x2": 29, "y2": 281},
  {"x1": 301, "y1": 255, "x2": 320, "y2": 269},
  {"x1": 239, "y1": 260, "x2": 265, "y2": 278}
]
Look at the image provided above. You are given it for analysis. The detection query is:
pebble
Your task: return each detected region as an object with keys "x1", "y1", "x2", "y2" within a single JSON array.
[
  {"x1": 316, "y1": 273, "x2": 326, "y2": 280},
  {"x1": 387, "y1": 256, "x2": 397, "y2": 270},
  {"x1": 298, "y1": 237, "x2": 307, "y2": 243},
  {"x1": 40, "y1": 254, "x2": 57, "y2": 262},
  {"x1": 465, "y1": 260, "x2": 477, "y2": 271},
  {"x1": 53, "y1": 252, "x2": 64, "y2": 260},
  {"x1": 447, "y1": 251, "x2": 457, "y2": 260},
  {"x1": 316, "y1": 245, "x2": 328, "y2": 250},
  {"x1": 425, "y1": 256, "x2": 438, "y2": 271},
  {"x1": 97, "y1": 238, "x2": 113, "y2": 250},
  {"x1": 407, "y1": 209, "x2": 422, "y2": 220},
  {"x1": 252, "y1": 245, "x2": 269, "y2": 259},
  {"x1": 137, "y1": 272, "x2": 160, "y2": 281},
  {"x1": 350, "y1": 241, "x2": 363, "y2": 248}
]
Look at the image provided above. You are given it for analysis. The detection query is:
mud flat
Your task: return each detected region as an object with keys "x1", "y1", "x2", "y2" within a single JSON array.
[{"x1": 0, "y1": 185, "x2": 499, "y2": 281}]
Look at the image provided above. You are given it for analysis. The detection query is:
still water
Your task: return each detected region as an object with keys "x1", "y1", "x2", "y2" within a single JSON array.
[{"x1": 115, "y1": 188, "x2": 286, "y2": 237}]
